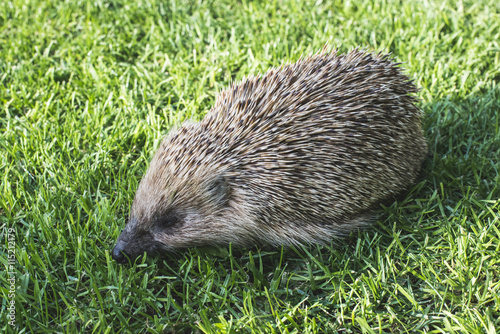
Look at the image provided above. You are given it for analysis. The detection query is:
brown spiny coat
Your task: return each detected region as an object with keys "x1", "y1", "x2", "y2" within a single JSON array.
[{"x1": 112, "y1": 49, "x2": 427, "y2": 263}]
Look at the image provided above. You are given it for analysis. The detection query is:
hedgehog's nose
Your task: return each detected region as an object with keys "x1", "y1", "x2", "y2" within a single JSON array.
[{"x1": 112, "y1": 242, "x2": 128, "y2": 264}]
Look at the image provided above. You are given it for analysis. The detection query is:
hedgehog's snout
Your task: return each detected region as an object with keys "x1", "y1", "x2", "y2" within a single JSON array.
[
  {"x1": 112, "y1": 217, "x2": 147, "y2": 264},
  {"x1": 112, "y1": 241, "x2": 128, "y2": 264}
]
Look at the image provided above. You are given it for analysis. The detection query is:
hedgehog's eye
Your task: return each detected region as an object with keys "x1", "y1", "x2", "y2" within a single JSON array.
[
  {"x1": 207, "y1": 175, "x2": 230, "y2": 207},
  {"x1": 157, "y1": 214, "x2": 179, "y2": 228}
]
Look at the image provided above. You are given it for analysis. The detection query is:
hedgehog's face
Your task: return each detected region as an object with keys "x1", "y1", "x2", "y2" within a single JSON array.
[{"x1": 111, "y1": 162, "x2": 250, "y2": 264}]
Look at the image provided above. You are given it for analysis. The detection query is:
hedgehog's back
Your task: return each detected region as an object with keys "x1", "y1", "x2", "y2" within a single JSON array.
[{"x1": 192, "y1": 49, "x2": 427, "y2": 242}]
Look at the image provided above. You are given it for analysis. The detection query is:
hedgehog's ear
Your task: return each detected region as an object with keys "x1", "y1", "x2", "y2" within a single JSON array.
[{"x1": 207, "y1": 175, "x2": 230, "y2": 207}]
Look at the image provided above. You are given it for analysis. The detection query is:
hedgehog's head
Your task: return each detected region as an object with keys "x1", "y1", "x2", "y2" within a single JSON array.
[{"x1": 111, "y1": 126, "x2": 254, "y2": 264}]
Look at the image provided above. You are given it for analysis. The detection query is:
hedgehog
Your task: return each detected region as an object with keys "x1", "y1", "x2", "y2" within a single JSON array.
[{"x1": 112, "y1": 48, "x2": 427, "y2": 264}]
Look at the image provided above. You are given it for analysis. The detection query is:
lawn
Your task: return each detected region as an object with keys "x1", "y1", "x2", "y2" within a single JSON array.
[{"x1": 1, "y1": 0, "x2": 499, "y2": 332}]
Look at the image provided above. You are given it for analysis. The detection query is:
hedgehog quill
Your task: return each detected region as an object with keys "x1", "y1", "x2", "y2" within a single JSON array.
[{"x1": 112, "y1": 48, "x2": 427, "y2": 264}]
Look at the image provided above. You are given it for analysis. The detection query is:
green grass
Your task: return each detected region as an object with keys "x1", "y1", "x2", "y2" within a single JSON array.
[{"x1": 1, "y1": 0, "x2": 499, "y2": 332}]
